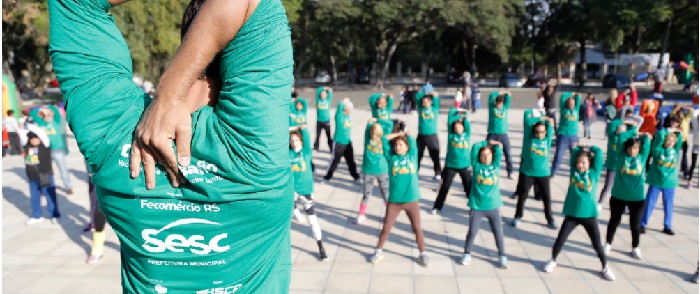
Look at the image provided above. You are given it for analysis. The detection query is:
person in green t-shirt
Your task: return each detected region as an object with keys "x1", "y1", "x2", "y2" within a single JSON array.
[
  {"x1": 550, "y1": 92, "x2": 581, "y2": 175},
  {"x1": 510, "y1": 109, "x2": 544, "y2": 200},
  {"x1": 460, "y1": 140, "x2": 509, "y2": 269},
  {"x1": 49, "y1": 0, "x2": 295, "y2": 292},
  {"x1": 323, "y1": 98, "x2": 360, "y2": 182},
  {"x1": 31, "y1": 106, "x2": 74, "y2": 194},
  {"x1": 415, "y1": 91, "x2": 442, "y2": 179},
  {"x1": 542, "y1": 145, "x2": 616, "y2": 281},
  {"x1": 370, "y1": 133, "x2": 429, "y2": 267},
  {"x1": 356, "y1": 118, "x2": 391, "y2": 224},
  {"x1": 512, "y1": 114, "x2": 558, "y2": 230},
  {"x1": 486, "y1": 91, "x2": 514, "y2": 178},
  {"x1": 641, "y1": 127, "x2": 683, "y2": 235},
  {"x1": 289, "y1": 126, "x2": 328, "y2": 261},
  {"x1": 430, "y1": 108, "x2": 472, "y2": 215},
  {"x1": 289, "y1": 94, "x2": 308, "y2": 127},
  {"x1": 598, "y1": 110, "x2": 645, "y2": 208},
  {"x1": 313, "y1": 87, "x2": 333, "y2": 151},
  {"x1": 604, "y1": 130, "x2": 652, "y2": 260}
]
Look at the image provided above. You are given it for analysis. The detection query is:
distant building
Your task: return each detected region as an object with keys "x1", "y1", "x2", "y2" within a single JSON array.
[{"x1": 570, "y1": 47, "x2": 670, "y2": 79}]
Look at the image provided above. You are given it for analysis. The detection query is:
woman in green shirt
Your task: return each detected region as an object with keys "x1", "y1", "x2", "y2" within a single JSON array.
[
  {"x1": 370, "y1": 133, "x2": 429, "y2": 267},
  {"x1": 289, "y1": 127, "x2": 328, "y2": 261},
  {"x1": 356, "y1": 119, "x2": 391, "y2": 224},
  {"x1": 604, "y1": 131, "x2": 652, "y2": 260},
  {"x1": 512, "y1": 115, "x2": 557, "y2": 229},
  {"x1": 431, "y1": 108, "x2": 472, "y2": 215},
  {"x1": 460, "y1": 140, "x2": 508, "y2": 269},
  {"x1": 543, "y1": 146, "x2": 616, "y2": 281},
  {"x1": 415, "y1": 92, "x2": 442, "y2": 180}
]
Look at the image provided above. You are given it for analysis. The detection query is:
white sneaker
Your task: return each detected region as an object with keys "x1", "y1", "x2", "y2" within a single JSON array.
[
  {"x1": 26, "y1": 217, "x2": 44, "y2": 225},
  {"x1": 434, "y1": 174, "x2": 442, "y2": 181},
  {"x1": 597, "y1": 204, "x2": 602, "y2": 211},
  {"x1": 499, "y1": 255, "x2": 509, "y2": 269},
  {"x1": 511, "y1": 218, "x2": 520, "y2": 228},
  {"x1": 430, "y1": 208, "x2": 440, "y2": 215},
  {"x1": 293, "y1": 209, "x2": 306, "y2": 223},
  {"x1": 601, "y1": 266, "x2": 616, "y2": 281},
  {"x1": 459, "y1": 253, "x2": 472, "y2": 265},
  {"x1": 604, "y1": 243, "x2": 612, "y2": 255},
  {"x1": 50, "y1": 217, "x2": 60, "y2": 224},
  {"x1": 543, "y1": 260, "x2": 557, "y2": 273},
  {"x1": 355, "y1": 215, "x2": 366, "y2": 224},
  {"x1": 631, "y1": 247, "x2": 643, "y2": 259}
]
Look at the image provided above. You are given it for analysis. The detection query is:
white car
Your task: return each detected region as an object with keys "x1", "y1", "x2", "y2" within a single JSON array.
[{"x1": 315, "y1": 70, "x2": 332, "y2": 84}]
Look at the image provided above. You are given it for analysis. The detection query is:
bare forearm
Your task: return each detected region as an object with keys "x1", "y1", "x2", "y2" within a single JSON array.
[{"x1": 156, "y1": 0, "x2": 249, "y2": 103}]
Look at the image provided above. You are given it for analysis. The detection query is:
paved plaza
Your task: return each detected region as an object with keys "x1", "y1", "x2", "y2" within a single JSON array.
[{"x1": 3, "y1": 107, "x2": 699, "y2": 293}]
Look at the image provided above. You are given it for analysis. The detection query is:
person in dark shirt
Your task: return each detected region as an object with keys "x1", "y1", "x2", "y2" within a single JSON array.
[
  {"x1": 542, "y1": 82, "x2": 557, "y2": 131},
  {"x1": 24, "y1": 131, "x2": 60, "y2": 225}
]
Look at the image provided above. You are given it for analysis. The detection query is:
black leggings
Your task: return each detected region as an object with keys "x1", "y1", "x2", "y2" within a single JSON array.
[
  {"x1": 432, "y1": 168, "x2": 472, "y2": 210},
  {"x1": 606, "y1": 197, "x2": 645, "y2": 248},
  {"x1": 552, "y1": 216, "x2": 607, "y2": 268},
  {"x1": 688, "y1": 146, "x2": 698, "y2": 180},
  {"x1": 681, "y1": 141, "x2": 689, "y2": 175},
  {"x1": 88, "y1": 177, "x2": 106, "y2": 232},
  {"x1": 417, "y1": 134, "x2": 441, "y2": 175},
  {"x1": 324, "y1": 142, "x2": 359, "y2": 180},
  {"x1": 514, "y1": 175, "x2": 553, "y2": 223},
  {"x1": 314, "y1": 121, "x2": 332, "y2": 150}
]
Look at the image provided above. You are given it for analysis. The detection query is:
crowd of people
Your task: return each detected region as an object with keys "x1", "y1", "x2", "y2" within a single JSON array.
[{"x1": 287, "y1": 82, "x2": 698, "y2": 282}]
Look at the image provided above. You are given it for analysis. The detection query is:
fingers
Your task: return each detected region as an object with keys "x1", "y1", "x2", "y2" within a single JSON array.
[
  {"x1": 129, "y1": 140, "x2": 142, "y2": 178},
  {"x1": 175, "y1": 124, "x2": 192, "y2": 167},
  {"x1": 140, "y1": 141, "x2": 157, "y2": 190}
]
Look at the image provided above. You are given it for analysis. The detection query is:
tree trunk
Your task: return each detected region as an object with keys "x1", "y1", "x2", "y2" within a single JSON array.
[
  {"x1": 657, "y1": 18, "x2": 673, "y2": 69},
  {"x1": 469, "y1": 43, "x2": 477, "y2": 75},
  {"x1": 381, "y1": 41, "x2": 399, "y2": 88},
  {"x1": 462, "y1": 40, "x2": 470, "y2": 75},
  {"x1": 330, "y1": 48, "x2": 337, "y2": 86},
  {"x1": 578, "y1": 37, "x2": 587, "y2": 87}
]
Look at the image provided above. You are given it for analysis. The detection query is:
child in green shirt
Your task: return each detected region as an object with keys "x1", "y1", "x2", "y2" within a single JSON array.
[
  {"x1": 289, "y1": 126, "x2": 328, "y2": 261},
  {"x1": 460, "y1": 140, "x2": 509, "y2": 269},
  {"x1": 641, "y1": 128, "x2": 683, "y2": 235},
  {"x1": 543, "y1": 145, "x2": 616, "y2": 281},
  {"x1": 356, "y1": 119, "x2": 391, "y2": 224},
  {"x1": 314, "y1": 87, "x2": 333, "y2": 151},
  {"x1": 431, "y1": 108, "x2": 472, "y2": 215},
  {"x1": 604, "y1": 130, "x2": 652, "y2": 260},
  {"x1": 323, "y1": 98, "x2": 360, "y2": 182},
  {"x1": 370, "y1": 132, "x2": 429, "y2": 267},
  {"x1": 550, "y1": 92, "x2": 581, "y2": 175}
]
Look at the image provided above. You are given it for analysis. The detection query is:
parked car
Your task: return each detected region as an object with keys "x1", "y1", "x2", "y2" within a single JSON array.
[
  {"x1": 355, "y1": 68, "x2": 370, "y2": 84},
  {"x1": 315, "y1": 70, "x2": 332, "y2": 84},
  {"x1": 524, "y1": 74, "x2": 548, "y2": 87},
  {"x1": 602, "y1": 74, "x2": 631, "y2": 89},
  {"x1": 499, "y1": 73, "x2": 522, "y2": 88},
  {"x1": 446, "y1": 71, "x2": 465, "y2": 84}
]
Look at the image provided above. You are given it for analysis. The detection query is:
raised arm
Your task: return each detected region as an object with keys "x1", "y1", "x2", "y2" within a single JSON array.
[
  {"x1": 590, "y1": 145, "x2": 603, "y2": 175},
  {"x1": 130, "y1": 0, "x2": 255, "y2": 188},
  {"x1": 503, "y1": 91, "x2": 511, "y2": 109},
  {"x1": 368, "y1": 93, "x2": 382, "y2": 109},
  {"x1": 488, "y1": 92, "x2": 498, "y2": 107}
]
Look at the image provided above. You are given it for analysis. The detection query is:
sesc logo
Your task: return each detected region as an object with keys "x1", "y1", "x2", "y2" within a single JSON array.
[
  {"x1": 142, "y1": 218, "x2": 231, "y2": 255},
  {"x1": 196, "y1": 284, "x2": 243, "y2": 294}
]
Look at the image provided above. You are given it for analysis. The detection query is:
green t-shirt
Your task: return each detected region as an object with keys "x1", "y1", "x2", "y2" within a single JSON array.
[
  {"x1": 415, "y1": 92, "x2": 440, "y2": 135},
  {"x1": 289, "y1": 98, "x2": 307, "y2": 127},
  {"x1": 611, "y1": 130, "x2": 651, "y2": 201},
  {"x1": 362, "y1": 122, "x2": 389, "y2": 175},
  {"x1": 487, "y1": 92, "x2": 510, "y2": 135},
  {"x1": 445, "y1": 108, "x2": 471, "y2": 169},
  {"x1": 30, "y1": 106, "x2": 69, "y2": 153},
  {"x1": 369, "y1": 93, "x2": 394, "y2": 122},
  {"x1": 334, "y1": 102, "x2": 352, "y2": 145},
  {"x1": 290, "y1": 129, "x2": 314, "y2": 195},
  {"x1": 557, "y1": 92, "x2": 581, "y2": 136},
  {"x1": 562, "y1": 146, "x2": 603, "y2": 218},
  {"x1": 48, "y1": 0, "x2": 293, "y2": 292},
  {"x1": 315, "y1": 88, "x2": 332, "y2": 123},
  {"x1": 647, "y1": 129, "x2": 683, "y2": 188},
  {"x1": 385, "y1": 135, "x2": 420, "y2": 203},
  {"x1": 468, "y1": 141, "x2": 503, "y2": 210},
  {"x1": 520, "y1": 114, "x2": 553, "y2": 177},
  {"x1": 604, "y1": 119, "x2": 639, "y2": 170}
]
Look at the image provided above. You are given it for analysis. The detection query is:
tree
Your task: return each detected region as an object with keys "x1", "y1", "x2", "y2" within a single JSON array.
[{"x1": 2, "y1": 0, "x2": 51, "y2": 94}]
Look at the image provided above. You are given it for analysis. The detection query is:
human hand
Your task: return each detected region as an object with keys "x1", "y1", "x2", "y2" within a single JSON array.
[{"x1": 130, "y1": 99, "x2": 191, "y2": 189}]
